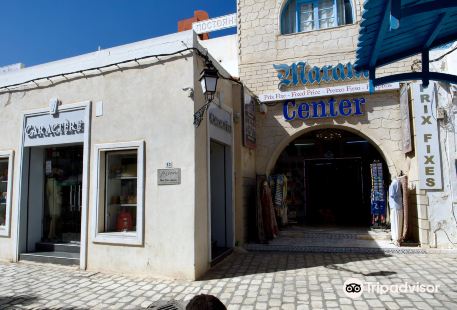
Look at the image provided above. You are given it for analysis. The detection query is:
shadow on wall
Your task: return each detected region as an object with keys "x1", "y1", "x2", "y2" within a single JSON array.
[{"x1": 200, "y1": 251, "x2": 393, "y2": 280}]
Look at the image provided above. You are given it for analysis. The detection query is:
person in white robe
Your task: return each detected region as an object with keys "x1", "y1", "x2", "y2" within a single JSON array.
[{"x1": 389, "y1": 178, "x2": 403, "y2": 245}]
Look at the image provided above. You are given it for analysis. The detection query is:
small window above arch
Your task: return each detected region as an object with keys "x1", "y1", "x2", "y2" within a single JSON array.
[{"x1": 281, "y1": 0, "x2": 354, "y2": 35}]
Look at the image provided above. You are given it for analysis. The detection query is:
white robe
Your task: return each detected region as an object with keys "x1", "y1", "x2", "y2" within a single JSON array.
[{"x1": 389, "y1": 179, "x2": 403, "y2": 244}]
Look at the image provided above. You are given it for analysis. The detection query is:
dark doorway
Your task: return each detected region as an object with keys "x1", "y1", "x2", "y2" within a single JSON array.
[
  {"x1": 210, "y1": 140, "x2": 233, "y2": 261},
  {"x1": 305, "y1": 158, "x2": 366, "y2": 226},
  {"x1": 271, "y1": 128, "x2": 389, "y2": 228},
  {"x1": 42, "y1": 146, "x2": 83, "y2": 243}
]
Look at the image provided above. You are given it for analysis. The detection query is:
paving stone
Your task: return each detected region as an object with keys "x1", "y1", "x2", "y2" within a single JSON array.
[{"x1": 1, "y1": 253, "x2": 457, "y2": 309}]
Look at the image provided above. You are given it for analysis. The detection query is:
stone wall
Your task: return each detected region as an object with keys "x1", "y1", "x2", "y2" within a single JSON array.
[
  {"x1": 236, "y1": 0, "x2": 429, "y2": 246},
  {"x1": 256, "y1": 91, "x2": 405, "y2": 176},
  {"x1": 237, "y1": 0, "x2": 417, "y2": 96}
]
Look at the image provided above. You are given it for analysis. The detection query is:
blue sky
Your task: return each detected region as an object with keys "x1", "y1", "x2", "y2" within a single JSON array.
[{"x1": 0, "y1": 0, "x2": 236, "y2": 68}]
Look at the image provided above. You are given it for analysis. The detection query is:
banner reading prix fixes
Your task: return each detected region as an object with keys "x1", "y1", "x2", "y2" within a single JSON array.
[{"x1": 412, "y1": 83, "x2": 443, "y2": 190}]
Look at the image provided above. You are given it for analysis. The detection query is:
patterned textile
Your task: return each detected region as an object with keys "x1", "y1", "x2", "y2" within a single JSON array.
[
  {"x1": 370, "y1": 161, "x2": 386, "y2": 224},
  {"x1": 260, "y1": 179, "x2": 278, "y2": 240},
  {"x1": 269, "y1": 175, "x2": 288, "y2": 225},
  {"x1": 399, "y1": 175, "x2": 409, "y2": 242}
]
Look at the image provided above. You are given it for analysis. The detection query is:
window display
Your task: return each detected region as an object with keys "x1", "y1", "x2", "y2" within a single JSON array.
[
  {"x1": 104, "y1": 151, "x2": 138, "y2": 233},
  {"x1": 0, "y1": 158, "x2": 8, "y2": 227},
  {"x1": 93, "y1": 141, "x2": 144, "y2": 245}
]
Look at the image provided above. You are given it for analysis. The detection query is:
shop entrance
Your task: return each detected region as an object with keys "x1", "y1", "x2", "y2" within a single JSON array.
[
  {"x1": 210, "y1": 140, "x2": 233, "y2": 261},
  {"x1": 19, "y1": 145, "x2": 83, "y2": 265},
  {"x1": 271, "y1": 128, "x2": 389, "y2": 229},
  {"x1": 16, "y1": 103, "x2": 89, "y2": 267},
  {"x1": 305, "y1": 157, "x2": 365, "y2": 226},
  {"x1": 42, "y1": 146, "x2": 83, "y2": 242}
]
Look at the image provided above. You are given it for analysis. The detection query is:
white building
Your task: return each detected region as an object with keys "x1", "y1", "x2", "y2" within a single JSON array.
[{"x1": 0, "y1": 30, "x2": 242, "y2": 280}]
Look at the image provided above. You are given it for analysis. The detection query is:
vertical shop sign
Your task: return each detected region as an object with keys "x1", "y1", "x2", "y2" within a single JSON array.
[
  {"x1": 208, "y1": 104, "x2": 232, "y2": 146},
  {"x1": 412, "y1": 83, "x2": 443, "y2": 190},
  {"x1": 400, "y1": 84, "x2": 413, "y2": 153},
  {"x1": 243, "y1": 91, "x2": 256, "y2": 149}
]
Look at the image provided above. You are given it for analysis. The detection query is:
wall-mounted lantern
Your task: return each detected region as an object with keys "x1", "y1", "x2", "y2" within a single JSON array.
[
  {"x1": 194, "y1": 60, "x2": 220, "y2": 128},
  {"x1": 199, "y1": 63, "x2": 219, "y2": 102}
]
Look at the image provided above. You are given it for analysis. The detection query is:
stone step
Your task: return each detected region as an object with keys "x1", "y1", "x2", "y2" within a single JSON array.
[
  {"x1": 20, "y1": 251, "x2": 80, "y2": 266},
  {"x1": 281, "y1": 230, "x2": 392, "y2": 241},
  {"x1": 245, "y1": 244, "x2": 427, "y2": 254},
  {"x1": 35, "y1": 242, "x2": 81, "y2": 253}
]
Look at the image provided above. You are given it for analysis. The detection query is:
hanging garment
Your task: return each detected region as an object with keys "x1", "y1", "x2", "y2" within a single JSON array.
[
  {"x1": 46, "y1": 178, "x2": 62, "y2": 240},
  {"x1": 370, "y1": 162, "x2": 386, "y2": 224},
  {"x1": 399, "y1": 175, "x2": 409, "y2": 242},
  {"x1": 260, "y1": 180, "x2": 278, "y2": 240},
  {"x1": 256, "y1": 177, "x2": 266, "y2": 243},
  {"x1": 389, "y1": 179, "x2": 403, "y2": 244},
  {"x1": 281, "y1": 175, "x2": 288, "y2": 225},
  {"x1": 269, "y1": 175, "x2": 289, "y2": 226}
]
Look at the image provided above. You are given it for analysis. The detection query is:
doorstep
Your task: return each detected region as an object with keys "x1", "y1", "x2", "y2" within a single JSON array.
[{"x1": 19, "y1": 251, "x2": 80, "y2": 266}]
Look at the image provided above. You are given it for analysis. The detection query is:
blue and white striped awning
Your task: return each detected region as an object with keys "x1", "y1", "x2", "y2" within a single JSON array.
[{"x1": 354, "y1": 0, "x2": 457, "y2": 92}]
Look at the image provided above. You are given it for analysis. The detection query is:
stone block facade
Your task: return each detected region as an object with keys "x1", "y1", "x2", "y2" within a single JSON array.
[
  {"x1": 236, "y1": 0, "x2": 431, "y2": 247},
  {"x1": 237, "y1": 0, "x2": 418, "y2": 96},
  {"x1": 256, "y1": 91, "x2": 405, "y2": 177}
]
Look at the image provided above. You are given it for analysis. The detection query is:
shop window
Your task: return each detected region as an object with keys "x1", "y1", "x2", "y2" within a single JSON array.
[
  {"x1": 0, "y1": 151, "x2": 13, "y2": 237},
  {"x1": 281, "y1": 0, "x2": 354, "y2": 34},
  {"x1": 92, "y1": 141, "x2": 144, "y2": 245}
]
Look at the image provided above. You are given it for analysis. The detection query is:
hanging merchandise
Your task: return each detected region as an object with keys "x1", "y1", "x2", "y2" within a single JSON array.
[
  {"x1": 260, "y1": 178, "x2": 279, "y2": 240},
  {"x1": 370, "y1": 160, "x2": 386, "y2": 226},
  {"x1": 389, "y1": 178, "x2": 403, "y2": 245},
  {"x1": 268, "y1": 174, "x2": 288, "y2": 226},
  {"x1": 255, "y1": 176, "x2": 266, "y2": 243},
  {"x1": 399, "y1": 175, "x2": 409, "y2": 242}
]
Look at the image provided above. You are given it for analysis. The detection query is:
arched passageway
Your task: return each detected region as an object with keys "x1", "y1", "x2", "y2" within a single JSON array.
[{"x1": 271, "y1": 128, "x2": 390, "y2": 228}]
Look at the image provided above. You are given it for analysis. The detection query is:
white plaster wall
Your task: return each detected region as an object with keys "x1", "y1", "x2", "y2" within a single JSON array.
[
  {"x1": 425, "y1": 83, "x2": 457, "y2": 248},
  {"x1": 199, "y1": 35, "x2": 239, "y2": 78},
  {"x1": 85, "y1": 56, "x2": 196, "y2": 279},
  {"x1": 0, "y1": 32, "x2": 202, "y2": 279},
  {"x1": 412, "y1": 47, "x2": 457, "y2": 249}
]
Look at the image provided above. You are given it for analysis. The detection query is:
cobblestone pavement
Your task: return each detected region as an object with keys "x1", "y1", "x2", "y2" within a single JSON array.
[{"x1": 1, "y1": 250, "x2": 457, "y2": 309}]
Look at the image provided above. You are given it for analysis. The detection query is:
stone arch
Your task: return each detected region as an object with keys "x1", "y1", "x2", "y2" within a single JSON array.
[{"x1": 265, "y1": 124, "x2": 398, "y2": 179}]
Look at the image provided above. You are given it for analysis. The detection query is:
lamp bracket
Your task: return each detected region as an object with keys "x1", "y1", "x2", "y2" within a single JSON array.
[{"x1": 193, "y1": 99, "x2": 212, "y2": 128}]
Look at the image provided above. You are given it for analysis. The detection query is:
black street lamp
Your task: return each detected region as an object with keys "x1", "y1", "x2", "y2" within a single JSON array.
[
  {"x1": 194, "y1": 60, "x2": 219, "y2": 128},
  {"x1": 199, "y1": 65, "x2": 219, "y2": 101}
]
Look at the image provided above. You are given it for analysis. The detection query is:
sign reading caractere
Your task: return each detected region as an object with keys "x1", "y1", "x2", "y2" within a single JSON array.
[
  {"x1": 23, "y1": 108, "x2": 86, "y2": 147},
  {"x1": 26, "y1": 120, "x2": 84, "y2": 139}
]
